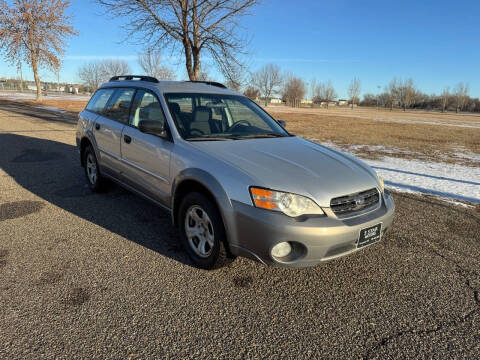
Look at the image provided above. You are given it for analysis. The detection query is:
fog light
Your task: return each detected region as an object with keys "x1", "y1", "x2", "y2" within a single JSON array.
[{"x1": 271, "y1": 242, "x2": 292, "y2": 258}]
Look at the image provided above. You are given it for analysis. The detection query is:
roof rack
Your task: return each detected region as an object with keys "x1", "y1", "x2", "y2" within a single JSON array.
[
  {"x1": 186, "y1": 80, "x2": 227, "y2": 89},
  {"x1": 109, "y1": 75, "x2": 159, "y2": 83}
]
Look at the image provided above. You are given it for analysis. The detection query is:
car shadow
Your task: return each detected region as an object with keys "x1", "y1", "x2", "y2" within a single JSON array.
[{"x1": 0, "y1": 132, "x2": 193, "y2": 267}]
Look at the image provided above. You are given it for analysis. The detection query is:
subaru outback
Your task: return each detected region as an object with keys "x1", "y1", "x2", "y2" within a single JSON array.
[{"x1": 76, "y1": 75, "x2": 395, "y2": 269}]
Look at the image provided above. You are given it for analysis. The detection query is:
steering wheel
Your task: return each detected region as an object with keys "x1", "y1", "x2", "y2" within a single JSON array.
[
  {"x1": 227, "y1": 120, "x2": 252, "y2": 132},
  {"x1": 189, "y1": 128, "x2": 205, "y2": 136}
]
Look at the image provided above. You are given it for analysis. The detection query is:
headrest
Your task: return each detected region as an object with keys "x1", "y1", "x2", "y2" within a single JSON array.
[
  {"x1": 169, "y1": 102, "x2": 180, "y2": 114},
  {"x1": 193, "y1": 106, "x2": 211, "y2": 123},
  {"x1": 118, "y1": 100, "x2": 130, "y2": 109}
]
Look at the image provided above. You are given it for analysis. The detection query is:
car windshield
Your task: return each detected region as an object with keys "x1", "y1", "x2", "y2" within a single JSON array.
[{"x1": 164, "y1": 93, "x2": 289, "y2": 140}]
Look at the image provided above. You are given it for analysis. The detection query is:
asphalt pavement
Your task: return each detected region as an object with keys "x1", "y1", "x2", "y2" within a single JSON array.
[{"x1": 0, "y1": 100, "x2": 479, "y2": 359}]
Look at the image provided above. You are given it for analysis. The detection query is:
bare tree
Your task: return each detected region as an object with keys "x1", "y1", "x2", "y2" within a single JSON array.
[
  {"x1": 441, "y1": 87, "x2": 449, "y2": 113},
  {"x1": 310, "y1": 77, "x2": 317, "y2": 107},
  {"x1": 397, "y1": 78, "x2": 416, "y2": 111},
  {"x1": 251, "y1": 64, "x2": 283, "y2": 106},
  {"x1": 282, "y1": 74, "x2": 306, "y2": 107},
  {"x1": 243, "y1": 86, "x2": 260, "y2": 100},
  {"x1": 313, "y1": 80, "x2": 337, "y2": 108},
  {"x1": 226, "y1": 78, "x2": 241, "y2": 92},
  {"x1": 138, "y1": 49, "x2": 176, "y2": 80},
  {"x1": 77, "y1": 59, "x2": 132, "y2": 91},
  {"x1": 377, "y1": 92, "x2": 390, "y2": 108},
  {"x1": 77, "y1": 61, "x2": 104, "y2": 92},
  {"x1": 0, "y1": 0, "x2": 77, "y2": 101},
  {"x1": 454, "y1": 82, "x2": 469, "y2": 113},
  {"x1": 197, "y1": 70, "x2": 209, "y2": 81},
  {"x1": 387, "y1": 78, "x2": 399, "y2": 110},
  {"x1": 97, "y1": 0, "x2": 257, "y2": 81},
  {"x1": 100, "y1": 59, "x2": 132, "y2": 79},
  {"x1": 225, "y1": 64, "x2": 244, "y2": 91},
  {"x1": 348, "y1": 77, "x2": 361, "y2": 109}
]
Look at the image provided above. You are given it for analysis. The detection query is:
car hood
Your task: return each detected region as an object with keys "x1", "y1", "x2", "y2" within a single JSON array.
[{"x1": 189, "y1": 136, "x2": 380, "y2": 207}]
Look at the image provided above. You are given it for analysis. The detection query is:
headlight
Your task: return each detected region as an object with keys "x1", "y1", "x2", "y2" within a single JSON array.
[
  {"x1": 250, "y1": 187, "x2": 324, "y2": 217},
  {"x1": 377, "y1": 174, "x2": 385, "y2": 193}
]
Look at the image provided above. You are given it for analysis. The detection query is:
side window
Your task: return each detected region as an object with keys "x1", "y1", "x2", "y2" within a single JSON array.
[
  {"x1": 130, "y1": 90, "x2": 166, "y2": 128},
  {"x1": 103, "y1": 88, "x2": 135, "y2": 123},
  {"x1": 85, "y1": 89, "x2": 114, "y2": 113}
]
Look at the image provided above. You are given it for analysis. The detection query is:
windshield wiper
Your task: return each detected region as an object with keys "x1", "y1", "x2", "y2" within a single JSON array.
[
  {"x1": 235, "y1": 133, "x2": 287, "y2": 139},
  {"x1": 186, "y1": 136, "x2": 240, "y2": 141}
]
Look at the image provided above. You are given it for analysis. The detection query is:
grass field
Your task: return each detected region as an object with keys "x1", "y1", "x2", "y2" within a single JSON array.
[{"x1": 267, "y1": 106, "x2": 480, "y2": 166}]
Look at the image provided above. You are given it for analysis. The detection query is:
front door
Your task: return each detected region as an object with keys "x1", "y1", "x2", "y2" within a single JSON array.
[{"x1": 121, "y1": 89, "x2": 173, "y2": 206}]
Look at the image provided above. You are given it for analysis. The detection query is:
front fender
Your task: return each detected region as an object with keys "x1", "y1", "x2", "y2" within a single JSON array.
[{"x1": 171, "y1": 168, "x2": 239, "y2": 246}]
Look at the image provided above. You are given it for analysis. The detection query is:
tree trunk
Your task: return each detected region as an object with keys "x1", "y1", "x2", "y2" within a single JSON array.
[
  {"x1": 32, "y1": 59, "x2": 42, "y2": 102},
  {"x1": 184, "y1": 47, "x2": 194, "y2": 80},
  {"x1": 192, "y1": 48, "x2": 200, "y2": 81}
]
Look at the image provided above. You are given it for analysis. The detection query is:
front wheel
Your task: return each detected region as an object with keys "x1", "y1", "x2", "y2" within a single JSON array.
[{"x1": 179, "y1": 192, "x2": 231, "y2": 269}]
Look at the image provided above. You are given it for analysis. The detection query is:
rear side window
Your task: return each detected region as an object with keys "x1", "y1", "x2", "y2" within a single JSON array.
[
  {"x1": 85, "y1": 89, "x2": 114, "y2": 113},
  {"x1": 103, "y1": 88, "x2": 135, "y2": 123}
]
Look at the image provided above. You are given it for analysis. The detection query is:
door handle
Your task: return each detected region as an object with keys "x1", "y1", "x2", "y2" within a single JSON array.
[
  {"x1": 95, "y1": 123, "x2": 100, "y2": 130},
  {"x1": 124, "y1": 135, "x2": 132, "y2": 144}
]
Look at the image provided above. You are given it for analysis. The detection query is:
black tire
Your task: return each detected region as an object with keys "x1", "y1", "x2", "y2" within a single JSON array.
[
  {"x1": 82, "y1": 145, "x2": 108, "y2": 192},
  {"x1": 178, "y1": 192, "x2": 232, "y2": 269}
]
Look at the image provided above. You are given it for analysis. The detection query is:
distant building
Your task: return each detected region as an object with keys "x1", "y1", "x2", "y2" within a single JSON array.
[
  {"x1": 338, "y1": 99, "x2": 348, "y2": 106},
  {"x1": 320, "y1": 101, "x2": 337, "y2": 108},
  {"x1": 270, "y1": 98, "x2": 283, "y2": 104},
  {"x1": 301, "y1": 99, "x2": 313, "y2": 104}
]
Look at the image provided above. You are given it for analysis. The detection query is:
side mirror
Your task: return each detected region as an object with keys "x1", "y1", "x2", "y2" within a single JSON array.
[
  {"x1": 278, "y1": 120, "x2": 286, "y2": 127},
  {"x1": 138, "y1": 120, "x2": 167, "y2": 137}
]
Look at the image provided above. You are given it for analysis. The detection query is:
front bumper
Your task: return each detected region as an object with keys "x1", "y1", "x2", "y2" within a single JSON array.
[{"x1": 228, "y1": 191, "x2": 395, "y2": 267}]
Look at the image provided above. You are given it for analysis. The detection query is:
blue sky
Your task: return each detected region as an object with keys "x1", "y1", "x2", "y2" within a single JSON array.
[{"x1": 1, "y1": 0, "x2": 479, "y2": 98}]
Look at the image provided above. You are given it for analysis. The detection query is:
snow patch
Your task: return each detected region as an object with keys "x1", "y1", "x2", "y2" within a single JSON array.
[
  {"x1": 318, "y1": 141, "x2": 480, "y2": 205},
  {"x1": 34, "y1": 106, "x2": 67, "y2": 114}
]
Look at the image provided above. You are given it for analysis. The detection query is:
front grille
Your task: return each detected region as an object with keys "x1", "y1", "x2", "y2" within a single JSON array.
[{"x1": 330, "y1": 188, "x2": 380, "y2": 216}]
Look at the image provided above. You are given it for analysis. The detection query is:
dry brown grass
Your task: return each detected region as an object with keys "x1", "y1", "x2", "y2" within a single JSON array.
[
  {"x1": 24, "y1": 98, "x2": 88, "y2": 113},
  {"x1": 267, "y1": 107, "x2": 480, "y2": 166}
]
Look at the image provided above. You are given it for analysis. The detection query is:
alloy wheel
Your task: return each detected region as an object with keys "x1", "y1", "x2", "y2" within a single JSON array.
[{"x1": 184, "y1": 205, "x2": 215, "y2": 258}]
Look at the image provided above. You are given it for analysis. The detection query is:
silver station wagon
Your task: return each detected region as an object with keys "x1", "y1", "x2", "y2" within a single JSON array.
[{"x1": 76, "y1": 75, "x2": 395, "y2": 269}]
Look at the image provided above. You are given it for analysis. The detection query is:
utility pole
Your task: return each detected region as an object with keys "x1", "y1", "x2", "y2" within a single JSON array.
[
  {"x1": 376, "y1": 85, "x2": 381, "y2": 110},
  {"x1": 56, "y1": 68, "x2": 60, "y2": 92},
  {"x1": 17, "y1": 61, "x2": 23, "y2": 92}
]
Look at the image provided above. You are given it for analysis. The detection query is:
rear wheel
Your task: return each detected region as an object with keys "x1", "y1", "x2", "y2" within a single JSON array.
[
  {"x1": 83, "y1": 145, "x2": 108, "y2": 192},
  {"x1": 179, "y1": 192, "x2": 231, "y2": 269}
]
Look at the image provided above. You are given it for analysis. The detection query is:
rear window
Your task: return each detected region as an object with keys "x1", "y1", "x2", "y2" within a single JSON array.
[{"x1": 86, "y1": 89, "x2": 115, "y2": 113}]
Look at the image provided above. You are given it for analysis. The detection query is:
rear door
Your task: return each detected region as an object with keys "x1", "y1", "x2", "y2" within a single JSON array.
[
  {"x1": 121, "y1": 89, "x2": 173, "y2": 206},
  {"x1": 93, "y1": 88, "x2": 135, "y2": 177}
]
